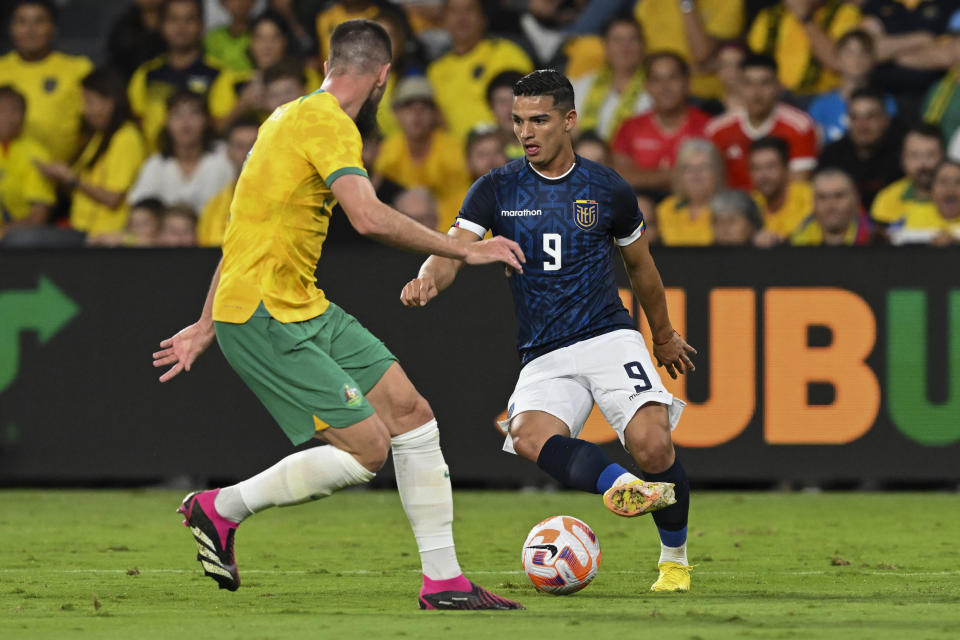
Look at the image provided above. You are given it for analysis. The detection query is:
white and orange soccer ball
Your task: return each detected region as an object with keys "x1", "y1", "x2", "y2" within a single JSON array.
[{"x1": 521, "y1": 515, "x2": 601, "y2": 595}]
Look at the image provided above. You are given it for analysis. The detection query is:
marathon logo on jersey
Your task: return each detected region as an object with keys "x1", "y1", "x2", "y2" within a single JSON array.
[
  {"x1": 574, "y1": 200, "x2": 598, "y2": 230},
  {"x1": 499, "y1": 209, "x2": 543, "y2": 217}
]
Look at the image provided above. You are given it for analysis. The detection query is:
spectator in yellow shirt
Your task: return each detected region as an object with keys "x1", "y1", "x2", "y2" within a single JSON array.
[
  {"x1": 209, "y1": 10, "x2": 321, "y2": 133},
  {"x1": 0, "y1": 85, "x2": 55, "y2": 232},
  {"x1": 197, "y1": 115, "x2": 260, "y2": 247},
  {"x1": 871, "y1": 123, "x2": 943, "y2": 227},
  {"x1": 656, "y1": 138, "x2": 725, "y2": 246},
  {"x1": 634, "y1": 0, "x2": 744, "y2": 99},
  {"x1": 791, "y1": 167, "x2": 873, "y2": 245},
  {"x1": 427, "y1": 0, "x2": 533, "y2": 141},
  {"x1": 748, "y1": 136, "x2": 814, "y2": 246},
  {"x1": 0, "y1": 0, "x2": 93, "y2": 162},
  {"x1": 373, "y1": 76, "x2": 471, "y2": 232},
  {"x1": 889, "y1": 160, "x2": 960, "y2": 246},
  {"x1": 128, "y1": 0, "x2": 223, "y2": 152},
  {"x1": 747, "y1": 0, "x2": 861, "y2": 96},
  {"x1": 36, "y1": 68, "x2": 147, "y2": 237}
]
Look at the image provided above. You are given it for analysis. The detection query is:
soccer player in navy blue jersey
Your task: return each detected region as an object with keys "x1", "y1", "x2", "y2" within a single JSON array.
[{"x1": 401, "y1": 69, "x2": 698, "y2": 592}]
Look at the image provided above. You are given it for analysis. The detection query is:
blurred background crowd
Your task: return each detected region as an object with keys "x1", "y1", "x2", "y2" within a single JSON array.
[{"x1": 2, "y1": 0, "x2": 960, "y2": 249}]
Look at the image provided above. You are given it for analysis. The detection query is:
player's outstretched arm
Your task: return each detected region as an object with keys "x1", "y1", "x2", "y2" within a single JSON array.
[
  {"x1": 332, "y1": 174, "x2": 524, "y2": 270},
  {"x1": 152, "y1": 259, "x2": 221, "y2": 383},
  {"x1": 619, "y1": 235, "x2": 697, "y2": 379},
  {"x1": 400, "y1": 227, "x2": 480, "y2": 307}
]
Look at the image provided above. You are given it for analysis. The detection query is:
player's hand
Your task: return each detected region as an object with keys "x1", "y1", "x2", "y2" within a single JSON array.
[
  {"x1": 464, "y1": 236, "x2": 525, "y2": 273},
  {"x1": 400, "y1": 274, "x2": 439, "y2": 307},
  {"x1": 152, "y1": 321, "x2": 216, "y2": 383},
  {"x1": 652, "y1": 331, "x2": 697, "y2": 380}
]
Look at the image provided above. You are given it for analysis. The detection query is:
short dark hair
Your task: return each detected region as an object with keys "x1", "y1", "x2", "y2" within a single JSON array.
[
  {"x1": 249, "y1": 10, "x2": 294, "y2": 60},
  {"x1": 602, "y1": 13, "x2": 642, "y2": 40},
  {"x1": 227, "y1": 114, "x2": 262, "y2": 138},
  {"x1": 741, "y1": 53, "x2": 778, "y2": 74},
  {"x1": 750, "y1": 136, "x2": 790, "y2": 165},
  {"x1": 328, "y1": 19, "x2": 391, "y2": 72},
  {"x1": 0, "y1": 84, "x2": 27, "y2": 114},
  {"x1": 486, "y1": 70, "x2": 526, "y2": 106},
  {"x1": 934, "y1": 159, "x2": 960, "y2": 181},
  {"x1": 161, "y1": 0, "x2": 203, "y2": 21},
  {"x1": 465, "y1": 123, "x2": 502, "y2": 154},
  {"x1": 131, "y1": 197, "x2": 166, "y2": 220},
  {"x1": 643, "y1": 51, "x2": 690, "y2": 78},
  {"x1": 513, "y1": 69, "x2": 575, "y2": 114},
  {"x1": 904, "y1": 122, "x2": 944, "y2": 151},
  {"x1": 812, "y1": 165, "x2": 857, "y2": 190},
  {"x1": 263, "y1": 58, "x2": 306, "y2": 87},
  {"x1": 849, "y1": 86, "x2": 886, "y2": 106},
  {"x1": 836, "y1": 29, "x2": 875, "y2": 56},
  {"x1": 10, "y1": 0, "x2": 57, "y2": 24}
]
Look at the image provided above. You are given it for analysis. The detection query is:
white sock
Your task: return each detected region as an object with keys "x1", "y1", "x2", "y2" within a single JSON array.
[
  {"x1": 391, "y1": 419, "x2": 462, "y2": 580},
  {"x1": 614, "y1": 471, "x2": 640, "y2": 487},
  {"x1": 215, "y1": 445, "x2": 375, "y2": 522},
  {"x1": 659, "y1": 542, "x2": 688, "y2": 565}
]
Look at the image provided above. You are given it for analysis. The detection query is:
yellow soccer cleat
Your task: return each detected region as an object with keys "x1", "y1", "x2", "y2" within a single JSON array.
[
  {"x1": 650, "y1": 561, "x2": 692, "y2": 592},
  {"x1": 602, "y1": 479, "x2": 676, "y2": 517}
]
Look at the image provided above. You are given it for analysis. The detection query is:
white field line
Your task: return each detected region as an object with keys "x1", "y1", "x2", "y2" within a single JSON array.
[{"x1": 1, "y1": 568, "x2": 958, "y2": 577}]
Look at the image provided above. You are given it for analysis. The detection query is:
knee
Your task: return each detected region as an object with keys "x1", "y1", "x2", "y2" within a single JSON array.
[
  {"x1": 394, "y1": 392, "x2": 434, "y2": 428},
  {"x1": 510, "y1": 420, "x2": 552, "y2": 462},
  {"x1": 357, "y1": 425, "x2": 392, "y2": 473}
]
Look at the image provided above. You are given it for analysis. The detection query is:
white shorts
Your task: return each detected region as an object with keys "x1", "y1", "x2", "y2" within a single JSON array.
[{"x1": 500, "y1": 329, "x2": 685, "y2": 454}]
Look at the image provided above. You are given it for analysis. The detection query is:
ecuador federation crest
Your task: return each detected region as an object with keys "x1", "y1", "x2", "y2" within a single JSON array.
[{"x1": 574, "y1": 200, "x2": 598, "y2": 230}]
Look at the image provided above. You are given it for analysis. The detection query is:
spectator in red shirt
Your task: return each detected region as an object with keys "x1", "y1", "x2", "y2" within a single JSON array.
[
  {"x1": 611, "y1": 52, "x2": 710, "y2": 194},
  {"x1": 705, "y1": 54, "x2": 818, "y2": 189}
]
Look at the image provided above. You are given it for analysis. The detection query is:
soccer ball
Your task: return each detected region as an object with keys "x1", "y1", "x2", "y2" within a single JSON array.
[{"x1": 521, "y1": 515, "x2": 601, "y2": 595}]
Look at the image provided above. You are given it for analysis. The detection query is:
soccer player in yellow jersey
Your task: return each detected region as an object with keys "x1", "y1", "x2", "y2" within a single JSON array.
[
  {"x1": 0, "y1": 0, "x2": 93, "y2": 162},
  {"x1": 152, "y1": 20, "x2": 526, "y2": 610}
]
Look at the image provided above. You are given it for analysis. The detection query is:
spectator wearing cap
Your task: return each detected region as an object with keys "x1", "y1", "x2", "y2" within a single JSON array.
[
  {"x1": 790, "y1": 167, "x2": 873, "y2": 246},
  {"x1": 746, "y1": 0, "x2": 861, "y2": 97},
  {"x1": 373, "y1": 76, "x2": 471, "y2": 232},
  {"x1": 633, "y1": 0, "x2": 744, "y2": 100},
  {"x1": 706, "y1": 54, "x2": 818, "y2": 189},
  {"x1": 921, "y1": 15, "x2": 960, "y2": 144},
  {"x1": 570, "y1": 15, "x2": 650, "y2": 142},
  {"x1": 888, "y1": 160, "x2": 960, "y2": 246},
  {"x1": 427, "y1": 0, "x2": 533, "y2": 141},
  {"x1": 807, "y1": 29, "x2": 898, "y2": 144},
  {"x1": 818, "y1": 86, "x2": 904, "y2": 208},
  {"x1": 711, "y1": 189, "x2": 764, "y2": 246},
  {"x1": 0, "y1": 0, "x2": 94, "y2": 162},
  {"x1": 871, "y1": 123, "x2": 943, "y2": 228},
  {"x1": 748, "y1": 136, "x2": 813, "y2": 244},
  {"x1": 611, "y1": 52, "x2": 710, "y2": 194}
]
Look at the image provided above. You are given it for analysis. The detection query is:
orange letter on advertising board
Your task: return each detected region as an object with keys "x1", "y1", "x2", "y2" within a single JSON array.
[
  {"x1": 764, "y1": 288, "x2": 880, "y2": 444},
  {"x1": 635, "y1": 288, "x2": 756, "y2": 448}
]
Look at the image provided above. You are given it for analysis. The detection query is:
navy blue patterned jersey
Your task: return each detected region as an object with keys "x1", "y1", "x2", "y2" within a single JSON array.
[{"x1": 456, "y1": 156, "x2": 645, "y2": 364}]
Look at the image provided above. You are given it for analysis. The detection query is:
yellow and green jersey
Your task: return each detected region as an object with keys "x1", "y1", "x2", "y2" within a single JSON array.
[
  {"x1": 0, "y1": 51, "x2": 93, "y2": 162},
  {"x1": 0, "y1": 136, "x2": 56, "y2": 223},
  {"x1": 214, "y1": 90, "x2": 366, "y2": 324}
]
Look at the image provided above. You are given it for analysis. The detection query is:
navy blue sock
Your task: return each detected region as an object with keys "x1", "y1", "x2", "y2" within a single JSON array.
[
  {"x1": 536, "y1": 435, "x2": 630, "y2": 494},
  {"x1": 644, "y1": 457, "x2": 690, "y2": 547}
]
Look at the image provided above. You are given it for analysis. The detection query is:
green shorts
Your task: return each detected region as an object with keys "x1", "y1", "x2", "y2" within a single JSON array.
[{"x1": 215, "y1": 302, "x2": 397, "y2": 445}]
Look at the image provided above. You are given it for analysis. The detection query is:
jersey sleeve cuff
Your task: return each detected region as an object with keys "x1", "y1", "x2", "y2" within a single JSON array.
[
  {"x1": 615, "y1": 220, "x2": 646, "y2": 246},
  {"x1": 454, "y1": 217, "x2": 487, "y2": 238},
  {"x1": 325, "y1": 166, "x2": 368, "y2": 186}
]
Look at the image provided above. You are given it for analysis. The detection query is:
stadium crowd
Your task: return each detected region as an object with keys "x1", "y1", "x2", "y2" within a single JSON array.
[{"x1": 2, "y1": 0, "x2": 960, "y2": 248}]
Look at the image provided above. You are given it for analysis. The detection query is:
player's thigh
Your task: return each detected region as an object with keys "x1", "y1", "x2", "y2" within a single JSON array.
[
  {"x1": 580, "y1": 330, "x2": 685, "y2": 449},
  {"x1": 324, "y1": 303, "x2": 398, "y2": 396},
  {"x1": 215, "y1": 315, "x2": 380, "y2": 447},
  {"x1": 508, "y1": 410, "x2": 573, "y2": 462},
  {"x1": 364, "y1": 362, "x2": 434, "y2": 436}
]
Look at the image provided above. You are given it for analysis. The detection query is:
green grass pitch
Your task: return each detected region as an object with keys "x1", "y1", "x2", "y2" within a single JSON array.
[{"x1": 1, "y1": 490, "x2": 958, "y2": 639}]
